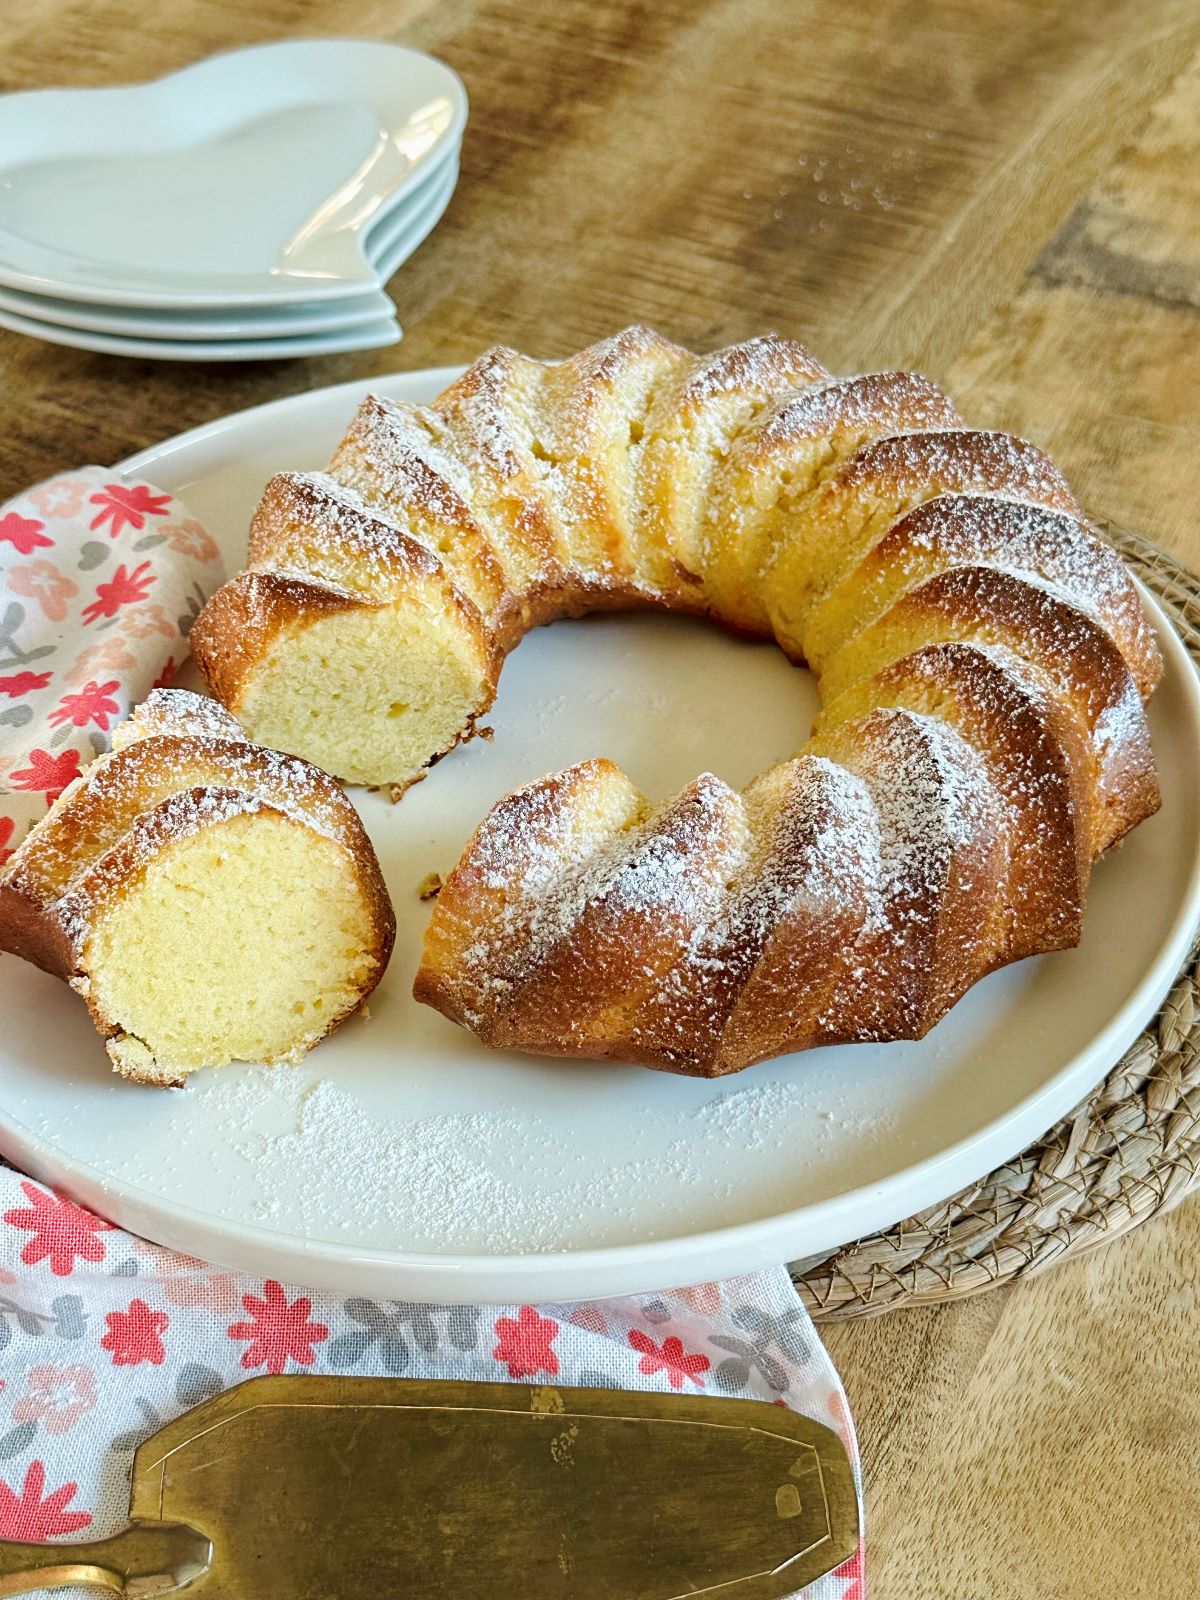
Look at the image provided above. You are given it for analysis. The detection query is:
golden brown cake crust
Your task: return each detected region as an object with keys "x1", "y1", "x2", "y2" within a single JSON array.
[
  {"x1": 189, "y1": 570, "x2": 363, "y2": 716},
  {"x1": 0, "y1": 690, "x2": 395, "y2": 1085},
  {"x1": 191, "y1": 328, "x2": 1163, "y2": 1075}
]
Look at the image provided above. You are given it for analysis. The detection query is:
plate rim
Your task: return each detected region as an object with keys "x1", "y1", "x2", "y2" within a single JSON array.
[
  {"x1": 0, "y1": 305, "x2": 403, "y2": 362},
  {"x1": 2, "y1": 367, "x2": 1197, "y2": 1302}
]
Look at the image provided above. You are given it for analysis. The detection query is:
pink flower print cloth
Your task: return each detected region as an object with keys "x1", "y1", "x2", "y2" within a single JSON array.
[
  {"x1": 0, "y1": 1169, "x2": 865, "y2": 1596},
  {"x1": 0, "y1": 467, "x2": 225, "y2": 864}
]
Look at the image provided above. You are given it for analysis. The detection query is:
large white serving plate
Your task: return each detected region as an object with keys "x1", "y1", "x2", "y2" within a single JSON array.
[
  {"x1": 0, "y1": 41, "x2": 467, "y2": 306},
  {"x1": 2, "y1": 367, "x2": 1198, "y2": 1304}
]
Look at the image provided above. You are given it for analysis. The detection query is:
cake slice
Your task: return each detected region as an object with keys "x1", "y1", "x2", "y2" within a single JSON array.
[{"x1": 0, "y1": 690, "x2": 394, "y2": 1085}]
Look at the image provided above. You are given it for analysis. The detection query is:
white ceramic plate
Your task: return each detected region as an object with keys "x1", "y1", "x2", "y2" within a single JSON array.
[
  {"x1": 0, "y1": 142, "x2": 460, "y2": 339},
  {"x1": 0, "y1": 304, "x2": 402, "y2": 363},
  {"x1": 372, "y1": 158, "x2": 460, "y2": 284},
  {"x1": 0, "y1": 40, "x2": 467, "y2": 307},
  {"x1": 2, "y1": 367, "x2": 1198, "y2": 1304},
  {"x1": 0, "y1": 282, "x2": 396, "y2": 344},
  {"x1": 0, "y1": 281, "x2": 396, "y2": 341},
  {"x1": 0, "y1": 158, "x2": 459, "y2": 359}
]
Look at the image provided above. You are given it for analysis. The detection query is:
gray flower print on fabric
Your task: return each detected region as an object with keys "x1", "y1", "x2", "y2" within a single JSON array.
[
  {"x1": 328, "y1": 1301, "x2": 482, "y2": 1371},
  {"x1": 327, "y1": 1301, "x2": 411, "y2": 1373},
  {"x1": 389, "y1": 1302, "x2": 482, "y2": 1355},
  {"x1": 638, "y1": 1299, "x2": 672, "y2": 1326},
  {"x1": 111, "y1": 1397, "x2": 162, "y2": 1454},
  {"x1": 176, "y1": 1364, "x2": 223, "y2": 1409},
  {"x1": 442, "y1": 1304, "x2": 482, "y2": 1352},
  {"x1": 77, "y1": 541, "x2": 110, "y2": 572},
  {"x1": 709, "y1": 1302, "x2": 814, "y2": 1393},
  {"x1": 177, "y1": 582, "x2": 208, "y2": 638},
  {"x1": 0, "y1": 601, "x2": 54, "y2": 668},
  {"x1": 0, "y1": 1422, "x2": 35, "y2": 1459},
  {"x1": 0, "y1": 1292, "x2": 86, "y2": 1347},
  {"x1": 50, "y1": 1295, "x2": 86, "y2": 1341}
]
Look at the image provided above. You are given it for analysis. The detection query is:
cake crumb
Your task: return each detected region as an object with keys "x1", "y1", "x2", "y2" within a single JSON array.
[{"x1": 388, "y1": 770, "x2": 427, "y2": 803}]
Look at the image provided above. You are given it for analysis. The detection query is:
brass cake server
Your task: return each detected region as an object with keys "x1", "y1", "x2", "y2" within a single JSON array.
[{"x1": 0, "y1": 1375, "x2": 858, "y2": 1596}]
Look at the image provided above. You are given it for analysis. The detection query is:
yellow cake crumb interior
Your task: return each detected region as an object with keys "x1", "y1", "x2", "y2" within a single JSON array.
[
  {"x1": 85, "y1": 810, "x2": 377, "y2": 1079},
  {"x1": 241, "y1": 605, "x2": 490, "y2": 788}
]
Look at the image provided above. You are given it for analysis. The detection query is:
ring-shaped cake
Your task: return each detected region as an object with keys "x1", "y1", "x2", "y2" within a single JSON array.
[{"x1": 191, "y1": 328, "x2": 1162, "y2": 1075}]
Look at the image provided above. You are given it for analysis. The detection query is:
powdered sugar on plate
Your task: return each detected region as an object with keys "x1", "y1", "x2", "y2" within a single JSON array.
[{"x1": 109, "y1": 1061, "x2": 898, "y2": 1255}]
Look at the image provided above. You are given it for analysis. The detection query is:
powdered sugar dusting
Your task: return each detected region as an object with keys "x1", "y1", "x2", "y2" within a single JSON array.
[
  {"x1": 5, "y1": 693, "x2": 365, "y2": 941},
  {"x1": 753, "y1": 371, "x2": 960, "y2": 454},
  {"x1": 112, "y1": 1066, "x2": 899, "y2": 1253},
  {"x1": 435, "y1": 344, "x2": 533, "y2": 478},
  {"x1": 115, "y1": 688, "x2": 244, "y2": 748},
  {"x1": 675, "y1": 335, "x2": 829, "y2": 407},
  {"x1": 201, "y1": 327, "x2": 1160, "y2": 1073},
  {"x1": 335, "y1": 396, "x2": 482, "y2": 525},
  {"x1": 840, "y1": 494, "x2": 1161, "y2": 693},
  {"x1": 452, "y1": 771, "x2": 743, "y2": 1026},
  {"x1": 859, "y1": 707, "x2": 997, "y2": 900},
  {"x1": 837, "y1": 429, "x2": 1082, "y2": 516}
]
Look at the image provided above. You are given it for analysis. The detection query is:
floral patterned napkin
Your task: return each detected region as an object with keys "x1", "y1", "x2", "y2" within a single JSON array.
[
  {"x1": 0, "y1": 466, "x2": 225, "y2": 864},
  {"x1": 0, "y1": 1171, "x2": 864, "y2": 1597}
]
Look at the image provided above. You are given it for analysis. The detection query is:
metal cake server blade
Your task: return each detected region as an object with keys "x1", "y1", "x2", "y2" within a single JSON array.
[{"x1": 0, "y1": 1375, "x2": 858, "y2": 1597}]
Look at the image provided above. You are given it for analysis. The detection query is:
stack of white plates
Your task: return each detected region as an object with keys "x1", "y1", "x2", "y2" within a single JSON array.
[{"x1": 0, "y1": 40, "x2": 467, "y2": 361}]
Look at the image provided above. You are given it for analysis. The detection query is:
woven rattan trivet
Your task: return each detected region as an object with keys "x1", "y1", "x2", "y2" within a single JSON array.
[{"x1": 792, "y1": 526, "x2": 1200, "y2": 1322}]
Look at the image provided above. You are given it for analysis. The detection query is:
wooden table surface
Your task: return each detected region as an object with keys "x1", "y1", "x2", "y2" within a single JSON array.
[{"x1": 4, "y1": 1, "x2": 1200, "y2": 1594}]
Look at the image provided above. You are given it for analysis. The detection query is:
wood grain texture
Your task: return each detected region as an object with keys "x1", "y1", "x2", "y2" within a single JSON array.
[{"x1": 2, "y1": 2, "x2": 1199, "y2": 1595}]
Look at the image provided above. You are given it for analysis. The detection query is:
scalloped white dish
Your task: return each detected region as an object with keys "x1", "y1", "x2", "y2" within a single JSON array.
[
  {"x1": 0, "y1": 158, "x2": 459, "y2": 360},
  {"x1": 0, "y1": 367, "x2": 1198, "y2": 1304},
  {"x1": 0, "y1": 304, "x2": 403, "y2": 363},
  {"x1": 0, "y1": 40, "x2": 467, "y2": 307},
  {"x1": 0, "y1": 144, "x2": 459, "y2": 341}
]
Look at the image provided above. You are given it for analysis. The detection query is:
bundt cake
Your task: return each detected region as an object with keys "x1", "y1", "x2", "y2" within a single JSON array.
[
  {"x1": 0, "y1": 689, "x2": 394, "y2": 1085},
  {"x1": 190, "y1": 327, "x2": 1162, "y2": 1075}
]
